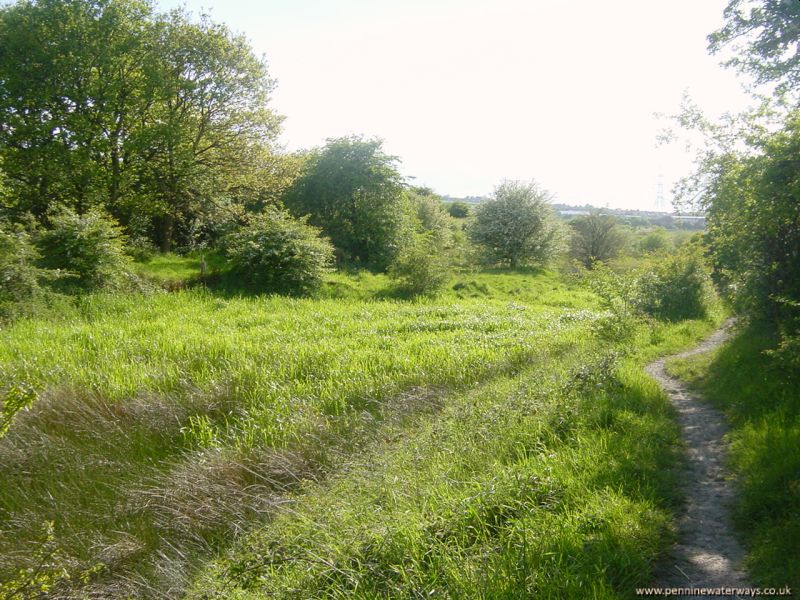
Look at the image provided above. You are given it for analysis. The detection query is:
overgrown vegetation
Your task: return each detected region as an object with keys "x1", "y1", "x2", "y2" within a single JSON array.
[
  {"x1": 636, "y1": 245, "x2": 714, "y2": 321},
  {"x1": 0, "y1": 270, "x2": 723, "y2": 597},
  {"x1": 37, "y1": 207, "x2": 135, "y2": 292},
  {"x1": 0, "y1": 223, "x2": 58, "y2": 320},
  {"x1": 388, "y1": 233, "x2": 449, "y2": 297},
  {"x1": 569, "y1": 213, "x2": 627, "y2": 268},
  {"x1": 0, "y1": 0, "x2": 796, "y2": 596},
  {"x1": 192, "y1": 333, "x2": 699, "y2": 599},
  {"x1": 283, "y1": 136, "x2": 409, "y2": 270},
  {"x1": 657, "y1": 1, "x2": 800, "y2": 588}
]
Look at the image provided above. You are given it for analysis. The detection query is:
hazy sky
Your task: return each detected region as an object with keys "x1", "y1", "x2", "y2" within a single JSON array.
[{"x1": 158, "y1": 0, "x2": 754, "y2": 210}]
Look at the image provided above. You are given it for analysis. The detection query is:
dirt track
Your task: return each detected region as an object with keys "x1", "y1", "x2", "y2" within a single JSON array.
[{"x1": 646, "y1": 320, "x2": 751, "y2": 593}]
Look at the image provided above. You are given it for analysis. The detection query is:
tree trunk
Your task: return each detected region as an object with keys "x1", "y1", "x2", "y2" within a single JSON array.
[{"x1": 158, "y1": 214, "x2": 174, "y2": 253}]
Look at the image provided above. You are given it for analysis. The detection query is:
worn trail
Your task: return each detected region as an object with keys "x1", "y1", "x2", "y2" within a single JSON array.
[{"x1": 646, "y1": 319, "x2": 750, "y2": 593}]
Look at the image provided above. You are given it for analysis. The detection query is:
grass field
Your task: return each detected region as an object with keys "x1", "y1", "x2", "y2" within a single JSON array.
[
  {"x1": 666, "y1": 322, "x2": 800, "y2": 589},
  {"x1": 0, "y1": 267, "x2": 724, "y2": 598}
]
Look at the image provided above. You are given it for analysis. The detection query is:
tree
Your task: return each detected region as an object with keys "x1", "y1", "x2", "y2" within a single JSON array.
[
  {"x1": 569, "y1": 213, "x2": 626, "y2": 268},
  {"x1": 701, "y1": 112, "x2": 800, "y2": 320},
  {"x1": 406, "y1": 187, "x2": 451, "y2": 249},
  {"x1": 388, "y1": 187, "x2": 452, "y2": 296},
  {"x1": 283, "y1": 136, "x2": 408, "y2": 270},
  {"x1": 0, "y1": 222, "x2": 60, "y2": 319},
  {"x1": 129, "y1": 8, "x2": 281, "y2": 251},
  {"x1": 468, "y1": 180, "x2": 560, "y2": 268},
  {"x1": 0, "y1": 0, "x2": 156, "y2": 218},
  {"x1": 638, "y1": 229, "x2": 670, "y2": 254},
  {"x1": 389, "y1": 233, "x2": 449, "y2": 297},
  {"x1": 708, "y1": 0, "x2": 800, "y2": 95},
  {"x1": 0, "y1": 0, "x2": 282, "y2": 251},
  {"x1": 636, "y1": 245, "x2": 714, "y2": 321}
]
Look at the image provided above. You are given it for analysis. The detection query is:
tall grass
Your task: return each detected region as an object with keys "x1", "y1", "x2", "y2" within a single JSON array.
[
  {"x1": 667, "y1": 322, "x2": 800, "y2": 588},
  {"x1": 190, "y1": 337, "x2": 700, "y2": 598},
  {"x1": 0, "y1": 269, "x2": 725, "y2": 597},
  {"x1": 0, "y1": 273, "x2": 602, "y2": 595}
]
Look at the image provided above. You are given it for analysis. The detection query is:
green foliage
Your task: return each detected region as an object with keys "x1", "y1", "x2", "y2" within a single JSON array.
[
  {"x1": 0, "y1": 0, "x2": 281, "y2": 251},
  {"x1": 0, "y1": 273, "x2": 601, "y2": 593},
  {"x1": 388, "y1": 234, "x2": 449, "y2": 297},
  {"x1": 667, "y1": 323, "x2": 800, "y2": 587},
  {"x1": 637, "y1": 229, "x2": 670, "y2": 254},
  {"x1": 637, "y1": 246, "x2": 714, "y2": 321},
  {"x1": 37, "y1": 207, "x2": 134, "y2": 291},
  {"x1": 709, "y1": 0, "x2": 800, "y2": 96},
  {"x1": 0, "y1": 268, "x2": 723, "y2": 596},
  {"x1": 468, "y1": 180, "x2": 561, "y2": 268},
  {"x1": 582, "y1": 246, "x2": 715, "y2": 323},
  {"x1": 569, "y1": 213, "x2": 626, "y2": 268},
  {"x1": 676, "y1": 109, "x2": 800, "y2": 327},
  {"x1": 0, "y1": 380, "x2": 36, "y2": 439},
  {"x1": 284, "y1": 136, "x2": 408, "y2": 270},
  {"x1": 0, "y1": 223, "x2": 59, "y2": 318},
  {"x1": 406, "y1": 187, "x2": 451, "y2": 249},
  {"x1": 224, "y1": 207, "x2": 334, "y2": 296},
  {"x1": 388, "y1": 188, "x2": 454, "y2": 296},
  {"x1": 446, "y1": 201, "x2": 470, "y2": 218},
  {"x1": 583, "y1": 262, "x2": 643, "y2": 323}
]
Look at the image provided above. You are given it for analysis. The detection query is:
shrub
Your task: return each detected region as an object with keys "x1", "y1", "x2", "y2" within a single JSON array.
[
  {"x1": 225, "y1": 207, "x2": 334, "y2": 296},
  {"x1": 389, "y1": 234, "x2": 449, "y2": 297},
  {"x1": 1, "y1": 225, "x2": 46, "y2": 303},
  {"x1": 37, "y1": 207, "x2": 134, "y2": 291},
  {"x1": 0, "y1": 222, "x2": 61, "y2": 319},
  {"x1": 407, "y1": 189, "x2": 451, "y2": 249},
  {"x1": 637, "y1": 246, "x2": 714, "y2": 320}
]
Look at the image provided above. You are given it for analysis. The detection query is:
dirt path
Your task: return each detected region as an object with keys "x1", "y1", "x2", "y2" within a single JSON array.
[{"x1": 646, "y1": 319, "x2": 751, "y2": 592}]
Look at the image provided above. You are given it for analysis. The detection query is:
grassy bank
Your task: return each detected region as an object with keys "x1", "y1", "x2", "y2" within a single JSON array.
[{"x1": 666, "y1": 322, "x2": 800, "y2": 588}]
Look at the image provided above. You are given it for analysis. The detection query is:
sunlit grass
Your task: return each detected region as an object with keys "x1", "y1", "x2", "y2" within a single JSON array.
[
  {"x1": 0, "y1": 268, "x2": 725, "y2": 596},
  {"x1": 191, "y1": 325, "x2": 715, "y2": 599}
]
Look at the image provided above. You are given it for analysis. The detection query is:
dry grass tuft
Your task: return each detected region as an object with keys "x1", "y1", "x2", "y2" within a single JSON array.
[{"x1": 129, "y1": 446, "x2": 312, "y2": 539}]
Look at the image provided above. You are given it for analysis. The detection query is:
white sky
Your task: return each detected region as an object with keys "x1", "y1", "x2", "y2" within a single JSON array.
[{"x1": 158, "y1": 0, "x2": 755, "y2": 210}]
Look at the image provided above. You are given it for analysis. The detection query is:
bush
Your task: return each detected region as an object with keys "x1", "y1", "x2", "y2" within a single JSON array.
[
  {"x1": 37, "y1": 207, "x2": 134, "y2": 291},
  {"x1": 407, "y1": 189, "x2": 451, "y2": 249},
  {"x1": 0, "y1": 222, "x2": 60, "y2": 319},
  {"x1": 1, "y1": 224, "x2": 46, "y2": 303},
  {"x1": 225, "y1": 207, "x2": 334, "y2": 296},
  {"x1": 637, "y1": 246, "x2": 714, "y2": 320},
  {"x1": 389, "y1": 234, "x2": 449, "y2": 297}
]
